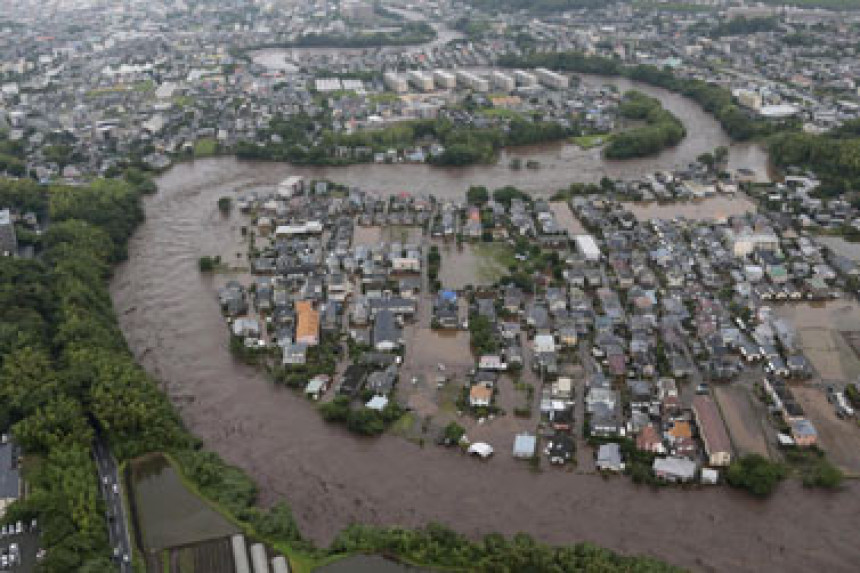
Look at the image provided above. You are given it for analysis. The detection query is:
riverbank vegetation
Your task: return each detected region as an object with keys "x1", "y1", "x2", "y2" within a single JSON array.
[
  {"x1": 331, "y1": 523, "x2": 682, "y2": 572},
  {"x1": 768, "y1": 120, "x2": 860, "y2": 198},
  {"x1": 499, "y1": 51, "x2": 797, "y2": 141},
  {"x1": 235, "y1": 113, "x2": 573, "y2": 167},
  {"x1": 603, "y1": 91, "x2": 686, "y2": 159},
  {"x1": 726, "y1": 454, "x2": 787, "y2": 497},
  {"x1": 709, "y1": 17, "x2": 779, "y2": 39}
]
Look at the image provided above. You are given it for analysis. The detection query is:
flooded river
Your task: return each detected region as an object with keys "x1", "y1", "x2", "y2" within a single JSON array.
[
  {"x1": 110, "y1": 156, "x2": 860, "y2": 573},
  {"x1": 249, "y1": 61, "x2": 769, "y2": 191}
]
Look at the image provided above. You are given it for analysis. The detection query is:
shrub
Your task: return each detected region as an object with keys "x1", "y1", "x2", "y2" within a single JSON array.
[{"x1": 726, "y1": 454, "x2": 786, "y2": 497}]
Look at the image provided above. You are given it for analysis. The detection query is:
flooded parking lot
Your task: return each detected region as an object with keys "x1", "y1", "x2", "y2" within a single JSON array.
[
  {"x1": 109, "y1": 159, "x2": 860, "y2": 573},
  {"x1": 434, "y1": 242, "x2": 510, "y2": 289},
  {"x1": 776, "y1": 301, "x2": 860, "y2": 382},
  {"x1": 622, "y1": 194, "x2": 757, "y2": 222}
]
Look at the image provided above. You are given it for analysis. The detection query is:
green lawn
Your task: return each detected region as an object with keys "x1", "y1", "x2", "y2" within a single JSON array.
[
  {"x1": 390, "y1": 412, "x2": 417, "y2": 437},
  {"x1": 369, "y1": 92, "x2": 401, "y2": 104},
  {"x1": 479, "y1": 107, "x2": 523, "y2": 120},
  {"x1": 570, "y1": 134, "x2": 609, "y2": 149},
  {"x1": 474, "y1": 243, "x2": 515, "y2": 283},
  {"x1": 193, "y1": 138, "x2": 219, "y2": 158}
]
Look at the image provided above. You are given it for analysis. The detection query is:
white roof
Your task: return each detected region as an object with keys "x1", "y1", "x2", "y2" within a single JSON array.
[
  {"x1": 534, "y1": 334, "x2": 555, "y2": 352},
  {"x1": 468, "y1": 442, "x2": 494, "y2": 458},
  {"x1": 653, "y1": 456, "x2": 697, "y2": 478},
  {"x1": 513, "y1": 433, "x2": 537, "y2": 457},
  {"x1": 366, "y1": 396, "x2": 389, "y2": 411},
  {"x1": 760, "y1": 104, "x2": 800, "y2": 118}
]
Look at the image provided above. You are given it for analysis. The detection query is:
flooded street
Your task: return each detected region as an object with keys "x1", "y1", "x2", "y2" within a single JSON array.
[{"x1": 110, "y1": 158, "x2": 860, "y2": 573}]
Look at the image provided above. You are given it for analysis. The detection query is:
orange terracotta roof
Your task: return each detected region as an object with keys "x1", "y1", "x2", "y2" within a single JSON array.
[
  {"x1": 295, "y1": 300, "x2": 319, "y2": 341},
  {"x1": 668, "y1": 420, "x2": 692, "y2": 440},
  {"x1": 470, "y1": 385, "x2": 493, "y2": 402}
]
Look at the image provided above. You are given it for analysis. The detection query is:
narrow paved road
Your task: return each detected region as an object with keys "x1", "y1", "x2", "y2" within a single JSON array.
[{"x1": 93, "y1": 440, "x2": 132, "y2": 573}]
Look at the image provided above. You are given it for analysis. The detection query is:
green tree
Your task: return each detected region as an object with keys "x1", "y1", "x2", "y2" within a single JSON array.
[
  {"x1": 320, "y1": 395, "x2": 351, "y2": 423},
  {"x1": 726, "y1": 454, "x2": 787, "y2": 497},
  {"x1": 346, "y1": 407, "x2": 385, "y2": 435},
  {"x1": 443, "y1": 422, "x2": 465, "y2": 445},
  {"x1": 466, "y1": 185, "x2": 489, "y2": 206}
]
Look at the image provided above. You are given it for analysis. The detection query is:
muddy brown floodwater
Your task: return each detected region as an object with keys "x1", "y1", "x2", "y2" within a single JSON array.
[{"x1": 112, "y1": 161, "x2": 859, "y2": 570}]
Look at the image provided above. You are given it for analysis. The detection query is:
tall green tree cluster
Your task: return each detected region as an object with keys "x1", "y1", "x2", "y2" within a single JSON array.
[
  {"x1": 498, "y1": 51, "x2": 796, "y2": 141},
  {"x1": 768, "y1": 120, "x2": 860, "y2": 197},
  {"x1": 604, "y1": 91, "x2": 686, "y2": 159},
  {"x1": 0, "y1": 175, "x2": 189, "y2": 571},
  {"x1": 332, "y1": 523, "x2": 682, "y2": 572}
]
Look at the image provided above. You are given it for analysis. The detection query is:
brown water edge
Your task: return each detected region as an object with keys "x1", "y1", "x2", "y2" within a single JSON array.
[
  {"x1": 220, "y1": 74, "x2": 770, "y2": 192},
  {"x1": 109, "y1": 158, "x2": 860, "y2": 572}
]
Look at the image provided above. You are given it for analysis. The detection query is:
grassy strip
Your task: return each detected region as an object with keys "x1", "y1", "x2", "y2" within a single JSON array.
[{"x1": 570, "y1": 133, "x2": 609, "y2": 149}]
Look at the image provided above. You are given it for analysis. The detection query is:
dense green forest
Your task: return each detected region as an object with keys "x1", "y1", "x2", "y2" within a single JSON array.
[
  {"x1": 603, "y1": 91, "x2": 686, "y2": 159},
  {"x1": 0, "y1": 176, "x2": 189, "y2": 571},
  {"x1": 768, "y1": 119, "x2": 860, "y2": 196},
  {"x1": 498, "y1": 51, "x2": 797, "y2": 141},
  {"x1": 709, "y1": 17, "x2": 779, "y2": 38},
  {"x1": 332, "y1": 524, "x2": 682, "y2": 572},
  {"x1": 0, "y1": 176, "x2": 681, "y2": 570},
  {"x1": 0, "y1": 131, "x2": 26, "y2": 178},
  {"x1": 237, "y1": 114, "x2": 572, "y2": 166}
]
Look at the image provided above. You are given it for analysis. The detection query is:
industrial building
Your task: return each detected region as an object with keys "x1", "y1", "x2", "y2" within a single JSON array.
[
  {"x1": 491, "y1": 71, "x2": 516, "y2": 92},
  {"x1": 407, "y1": 70, "x2": 434, "y2": 92},
  {"x1": 535, "y1": 67, "x2": 569, "y2": 89},
  {"x1": 456, "y1": 70, "x2": 489, "y2": 92},
  {"x1": 383, "y1": 71, "x2": 408, "y2": 93},
  {"x1": 432, "y1": 69, "x2": 456, "y2": 89},
  {"x1": 514, "y1": 70, "x2": 538, "y2": 87}
]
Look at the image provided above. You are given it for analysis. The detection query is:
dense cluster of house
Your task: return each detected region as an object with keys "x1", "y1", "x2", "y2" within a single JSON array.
[
  {"x1": 207, "y1": 160, "x2": 852, "y2": 480},
  {"x1": 220, "y1": 176, "x2": 438, "y2": 411},
  {"x1": 449, "y1": 188, "x2": 844, "y2": 478}
]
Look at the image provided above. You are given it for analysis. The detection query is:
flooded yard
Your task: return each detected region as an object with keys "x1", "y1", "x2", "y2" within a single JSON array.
[
  {"x1": 353, "y1": 225, "x2": 422, "y2": 247},
  {"x1": 435, "y1": 242, "x2": 512, "y2": 289},
  {"x1": 792, "y1": 386, "x2": 860, "y2": 476},
  {"x1": 549, "y1": 201, "x2": 585, "y2": 235},
  {"x1": 622, "y1": 194, "x2": 756, "y2": 222},
  {"x1": 776, "y1": 301, "x2": 860, "y2": 382},
  {"x1": 816, "y1": 235, "x2": 860, "y2": 262}
]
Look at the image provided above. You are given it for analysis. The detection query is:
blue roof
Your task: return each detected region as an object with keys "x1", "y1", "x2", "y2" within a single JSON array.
[{"x1": 440, "y1": 290, "x2": 457, "y2": 302}]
